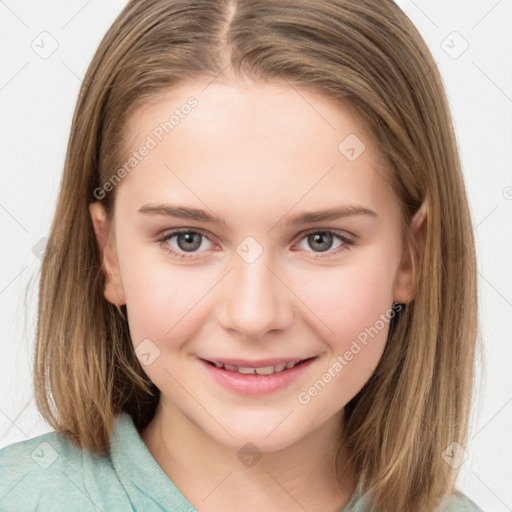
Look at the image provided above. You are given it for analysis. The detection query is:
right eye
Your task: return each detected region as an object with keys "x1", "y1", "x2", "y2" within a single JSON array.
[{"x1": 157, "y1": 229, "x2": 216, "y2": 259}]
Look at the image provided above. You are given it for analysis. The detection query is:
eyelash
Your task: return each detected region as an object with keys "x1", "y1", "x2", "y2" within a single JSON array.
[{"x1": 156, "y1": 228, "x2": 354, "y2": 260}]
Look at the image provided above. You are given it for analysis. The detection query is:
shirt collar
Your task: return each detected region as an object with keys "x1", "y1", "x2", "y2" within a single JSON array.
[
  {"x1": 110, "y1": 412, "x2": 367, "y2": 511},
  {"x1": 110, "y1": 412, "x2": 197, "y2": 510}
]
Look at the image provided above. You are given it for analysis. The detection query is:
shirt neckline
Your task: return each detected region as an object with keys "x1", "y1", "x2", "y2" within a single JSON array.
[
  {"x1": 110, "y1": 412, "x2": 197, "y2": 510},
  {"x1": 109, "y1": 412, "x2": 365, "y2": 511}
]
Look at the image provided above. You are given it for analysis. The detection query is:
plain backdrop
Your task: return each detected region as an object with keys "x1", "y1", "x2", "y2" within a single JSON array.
[{"x1": 0, "y1": 1, "x2": 511, "y2": 510}]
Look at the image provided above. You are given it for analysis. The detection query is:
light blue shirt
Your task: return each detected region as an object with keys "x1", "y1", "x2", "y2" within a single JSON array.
[{"x1": 0, "y1": 412, "x2": 484, "y2": 511}]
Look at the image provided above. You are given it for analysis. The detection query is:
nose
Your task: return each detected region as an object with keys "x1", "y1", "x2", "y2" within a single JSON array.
[{"x1": 217, "y1": 249, "x2": 295, "y2": 341}]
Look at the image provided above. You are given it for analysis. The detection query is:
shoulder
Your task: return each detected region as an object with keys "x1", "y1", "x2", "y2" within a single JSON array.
[
  {"x1": 0, "y1": 430, "x2": 129, "y2": 511},
  {"x1": 440, "y1": 490, "x2": 485, "y2": 512},
  {"x1": 347, "y1": 483, "x2": 484, "y2": 512}
]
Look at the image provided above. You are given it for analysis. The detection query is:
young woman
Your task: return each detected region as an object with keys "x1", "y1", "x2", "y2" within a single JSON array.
[{"x1": 0, "y1": 1, "x2": 483, "y2": 510}]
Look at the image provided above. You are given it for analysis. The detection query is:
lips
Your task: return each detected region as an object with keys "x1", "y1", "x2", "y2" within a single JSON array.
[{"x1": 199, "y1": 356, "x2": 318, "y2": 395}]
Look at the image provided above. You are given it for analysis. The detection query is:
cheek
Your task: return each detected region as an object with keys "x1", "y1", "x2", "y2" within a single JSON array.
[
  {"x1": 294, "y1": 254, "x2": 396, "y2": 343},
  {"x1": 291, "y1": 257, "x2": 396, "y2": 407},
  {"x1": 117, "y1": 248, "x2": 206, "y2": 347}
]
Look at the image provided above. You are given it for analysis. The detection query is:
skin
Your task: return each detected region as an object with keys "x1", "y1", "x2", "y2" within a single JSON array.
[{"x1": 90, "y1": 77, "x2": 424, "y2": 512}]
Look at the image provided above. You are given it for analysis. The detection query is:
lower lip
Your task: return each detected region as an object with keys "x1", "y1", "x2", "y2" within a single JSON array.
[{"x1": 198, "y1": 357, "x2": 317, "y2": 395}]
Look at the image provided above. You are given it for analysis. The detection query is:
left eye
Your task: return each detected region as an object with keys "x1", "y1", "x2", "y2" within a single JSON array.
[{"x1": 296, "y1": 230, "x2": 349, "y2": 254}]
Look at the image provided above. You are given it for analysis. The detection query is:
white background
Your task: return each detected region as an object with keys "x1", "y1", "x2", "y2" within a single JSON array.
[{"x1": 0, "y1": 1, "x2": 511, "y2": 510}]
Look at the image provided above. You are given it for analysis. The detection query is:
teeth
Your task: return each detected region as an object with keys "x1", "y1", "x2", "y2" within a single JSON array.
[
  {"x1": 255, "y1": 365, "x2": 275, "y2": 375},
  {"x1": 213, "y1": 360, "x2": 301, "y2": 375},
  {"x1": 237, "y1": 366, "x2": 256, "y2": 374}
]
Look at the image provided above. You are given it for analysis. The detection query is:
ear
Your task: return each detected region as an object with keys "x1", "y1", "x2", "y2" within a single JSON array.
[
  {"x1": 89, "y1": 202, "x2": 126, "y2": 306},
  {"x1": 392, "y1": 203, "x2": 427, "y2": 304}
]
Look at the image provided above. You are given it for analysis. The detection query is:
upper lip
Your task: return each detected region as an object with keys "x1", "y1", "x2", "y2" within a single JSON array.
[{"x1": 200, "y1": 356, "x2": 317, "y2": 367}]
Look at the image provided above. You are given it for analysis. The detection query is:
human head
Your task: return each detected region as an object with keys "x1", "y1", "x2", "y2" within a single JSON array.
[
  {"x1": 88, "y1": 74, "x2": 419, "y2": 464},
  {"x1": 35, "y1": 1, "x2": 478, "y2": 510}
]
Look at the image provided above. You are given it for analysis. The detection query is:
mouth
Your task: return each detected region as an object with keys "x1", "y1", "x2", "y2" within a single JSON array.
[
  {"x1": 200, "y1": 356, "x2": 318, "y2": 376},
  {"x1": 198, "y1": 355, "x2": 319, "y2": 395}
]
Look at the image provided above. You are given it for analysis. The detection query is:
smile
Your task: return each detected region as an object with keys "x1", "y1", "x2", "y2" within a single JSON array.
[
  {"x1": 199, "y1": 356, "x2": 318, "y2": 395},
  {"x1": 207, "y1": 360, "x2": 303, "y2": 375}
]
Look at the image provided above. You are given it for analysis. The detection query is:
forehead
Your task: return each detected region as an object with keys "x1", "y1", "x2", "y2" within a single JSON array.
[{"x1": 116, "y1": 79, "x2": 393, "y2": 223}]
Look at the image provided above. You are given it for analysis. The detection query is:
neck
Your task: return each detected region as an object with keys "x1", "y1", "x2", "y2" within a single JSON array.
[{"x1": 140, "y1": 397, "x2": 358, "y2": 512}]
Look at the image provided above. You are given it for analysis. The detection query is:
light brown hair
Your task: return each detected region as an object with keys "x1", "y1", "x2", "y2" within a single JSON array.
[{"x1": 34, "y1": 1, "x2": 481, "y2": 510}]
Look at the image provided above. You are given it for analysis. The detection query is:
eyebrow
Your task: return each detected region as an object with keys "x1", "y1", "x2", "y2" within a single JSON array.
[{"x1": 138, "y1": 203, "x2": 378, "y2": 227}]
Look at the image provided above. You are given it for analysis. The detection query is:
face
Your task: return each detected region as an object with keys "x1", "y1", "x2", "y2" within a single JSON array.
[{"x1": 90, "y1": 78, "x2": 417, "y2": 453}]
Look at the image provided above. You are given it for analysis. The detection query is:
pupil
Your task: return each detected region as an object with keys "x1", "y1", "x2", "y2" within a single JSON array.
[
  {"x1": 309, "y1": 232, "x2": 332, "y2": 252},
  {"x1": 177, "y1": 232, "x2": 202, "y2": 251}
]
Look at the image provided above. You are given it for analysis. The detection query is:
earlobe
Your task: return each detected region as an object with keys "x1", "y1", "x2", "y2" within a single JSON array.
[
  {"x1": 88, "y1": 202, "x2": 126, "y2": 306},
  {"x1": 393, "y1": 203, "x2": 427, "y2": 304}
]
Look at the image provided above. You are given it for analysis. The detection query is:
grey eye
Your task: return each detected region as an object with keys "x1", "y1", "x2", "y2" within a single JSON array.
[
  {"x1": 297, "y1": 231, "x2": 345, "y2": 253},
  {"x1": 163, "y1": 231, "x2": 213, "y2": 253},
  {"x1": 176, "y1": 232, "x2": 203, "y2": 251}
]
